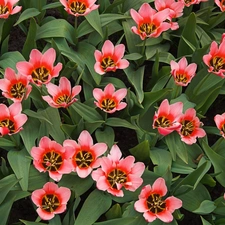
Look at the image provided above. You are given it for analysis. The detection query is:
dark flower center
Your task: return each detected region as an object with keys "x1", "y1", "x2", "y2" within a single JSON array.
[
  {"x1": 175, "y1": 73, "x2": 188, "y2": 84},
  {"x1": 210, "y1": 56, "x2": 225, "y2": 72},
  {"x1": 147, "y1": 194, "x2": 166, "y2": 214},
  {"x1": 139, "y1": 23, "x2": 156, "y2": 35},
  {"x1": 107, "y1": 169, "x2": 127, "y2": 189},
  {"x1": 41, "y1": 194, "x2": 60, "y2": 212},
  {"x1": 154, "y1": 116, "x2": 171, "y2": 128},
  {"x1": 181, "y1": 120, "x2": 194, "y2": 136},
  {"x1": 75, "y1": 150, "x2": 94, "y2": 168},
  {"x1": 101, "y1": 98, "x2": 116, "y2": 111},
  {"x1": 55, "y1": 94, "x2": 71, "y2": 104},
  {"x1": 0, "y1": 5, "x2": 9, "y2": 14},
  {"x1": 0, "y1": 119, "x2": 15, "y2": 133},
  {"x1": 31, "y1": 66, "x2": 50, "y2": 84},
  {"x1": 10, "y1": 82, "x2": 26, "y2": 99},
  {"x1": 221, "y1": 124, "x2": 225, "y2": 135},
  {"x1": 69, "y1": 1, "x2": 87, "y2": 14},
  {"x1": 101, "y1": 57, "x2": 115, "y2": 71},
  {"x1": 42, "y1": 151, "x2": 63, "y2": 171}
]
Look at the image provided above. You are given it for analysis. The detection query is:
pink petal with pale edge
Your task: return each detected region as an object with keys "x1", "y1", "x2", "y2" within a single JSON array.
[
  {"x1": 94, "y1": 62, "x2": 105, "y2": 74},
  {"x1": 130, "y1": 9, "x2": 143, "y2": 25},
  {"x1": 76, "y1": 166, "x2": 92, "y2": 178},
  {"x1": 139, "y1": 3, "x2": 155, "y2": 20},
  {"x1": 95, "y1": 175, "x2": 110, "y2": 191},
  {"x1": 134, "y1": 199, "x2": 148, "y2": 213},
  {"x1": 91, "y1": 167, "x2": 104, "y2": 181},
  {"x1": 41, "y1": 48, "x2": 56, "y2": 68},
  {"x1": 9, "y1": 102, "x2": 22, "y2": 116},
  {"x1": 143, "y1": 211, "x2": 157, "y2": 222},
  {"x1": 71, "y1": 85, "x2": 82, "y2": 97},
  {"x1": 139, "y1": 184, "x2": 152, "y2": 199},
  {"x1": 156, "y1": 210, "x2": 173, "y2": 223},
  {"x1": 31, "y1": 189, "x2": 45, "y2": 206},
  {"x1": 152, "y1": 177, "x2": 167, "y2": 196},
  {"x1": 49, "y1": 171, "x2": 63, "y2": 182},
  {"x1": 36, "y1": 208, "x2": 54, "y2": 220},
  {"x1": 43, "y1": 182, "x2": 58, "y2": 193},
  {"x1": 116, "y1": 102, "x2": 127, "y2": 111},
  {"x1": 113, "y1": 88, "x2": 127, "y2": 101},
  {"x1": 117, "y1": 59, "x2": 129, "y2": 69},
  {"x1": 91, "y1": 143, "x2": 107, "y2": 157},
  {"x1": 102, "y1": 40, "x2": 114, "y2": 57},
  {"x1": 104, "y1": 83, "x2": 115, "y2": 96},
  {"x1": 78, "y1": 130, "x2": 93, "y2": 148},
  {"x1": 108, "y1": 144, "x2": 122, "y2": 162},
  {"x1": 0, "y1": 104, "x2": 10, "y2": 119},
  {"x1": 10, "y1": 6, "x2": 22, "y2": 15},
  {"x1": 113, "y1": 44, "x2": 125, "y2": 62},
  {"x1": 55, "y1": 187, "x2": 71, "y2": 203}
]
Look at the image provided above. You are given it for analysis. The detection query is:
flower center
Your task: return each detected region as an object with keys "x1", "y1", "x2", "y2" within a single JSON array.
[
  {"x1": 139, "y1": 23, "x2": 156, "y2": 35},
  {"x1": 69, "y1": 1, "x2": 87, "y2": 14},
  {"x1": 210, "y1": 56, "x2": 225, "y2": 72},
  {"x1": 175, "y1": 73, "x2": 188, "y2": 84},
  {"x1": 55, "y1": 94, "x2": 71, "y2": 104},
  {"x1": 0, "y1": 5, "x2": 9, "y2": 15},
  {"x1": 181, "y1": 120, "x2": 194, "y2": 136},
  {"x1": 147, "y1": 193, "x2": 166, "y2": 214},
  {"x1": 154, "y1": 116, "x2": 171, "y2": 128},
  {"x1": 0, "y1": 119, "x2": 15, "y2": 133},
  {"x1": 41, "y1": 194, "x2": 60, "y2": 213},
  {"x1": 10, "y1": 82, "x2": 26, "y2": 99},
  {"x1": 75, "y1": 150, "x2": 94, "y2": 168},
  {"x1": 101, "y1": 98, "x2": 116, "y2": 111},
  {"x1": 101, "y1": 57, "x2": 115, "y2": 71},
  {"x1": 42, "y1": 151, "x2": 63, "y2": 171},
  {"x1": 221, "y1": 124, "x2": 225, "y2": 135},
  {"x1": 107, "y1": 169, "x2": 127, "y2": 189},
  {"x1": 31, "y1": 66, "x2": 50, "y2": 84}
]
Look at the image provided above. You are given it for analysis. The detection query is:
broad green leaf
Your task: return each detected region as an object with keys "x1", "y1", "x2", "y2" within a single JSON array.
[
  {"x1": 171, "y1": 94, "x2": 196, "y2": 111},
  {"x1": 0, "y1": 157, "x2": 9, "y2": 176},
  {"x1": 105, "y1": 204, "x2": 122, "y2": 220},
  {"x1": 49, "y1": 215, "x2": 62, "y2": 225},
  {"x1": 74, "y1": 189, "x2": 112, "y2": 225},
  {"x1": 14, "y1": 8, "x2": 41, "y2": 26},
  {"x1": 24, "y1": 109, "x2": 52, "y2": 124},
  {"x1": 124, "y1": 65, "x2": 145, "y2": 103},
  {"x1": 105, "y1": 117, "x2": 137, "y2": 130},
  {"x1": 124, "y1": 53, "x2": 143, "y2": 60},
  {"x1": 71, "y1": 102, "x2": 103, "y2": 122},
  {"x1": 94, "y1": 217, "x2": 140, "y2": 225},
  {"x1": 8, "y1": 149, "x2": 31, "y2": 191},
  {"x1": 130, "y1": 140, "x2": 150, "y2": 163},
  {"x1": 200, "y1": 217, "x2": 213, "y2": 225},
  {"x1": 21, "y1": 221, "x2": 47, "y2": 225},
  {"x1": 95, "y1": 126, "x2": 115, "y2": 149},
  {"x1": 0, "y1": 137, "x2": 16, "y2": 147},
  {"x1": 178, "y1": 13, "x2": 199, "y2": 57},
  {"x1": 213, "y1": 196, "x2": 225, "y2": 216},
  {"x1": 42, "y1": 2, "x2": 62, "y2": 10},
  {"x1": 201, "y1": 140, "x2": 225, "y2": 187},
  {"x1": 0, "y1": 174, "x2": 19, "y2": 204},
  {"x1": 193, "y1": 200, "x2": 216, "y2": 214},
  {"x1": 85, "y1": 9, "x2": 103, "y2": 37},
  {"x1": 36, "y1": 19, "x2": 76, "y2": 44},
  {"x1": 123, "y1": 0, "x2": 154, "y2": 11}
]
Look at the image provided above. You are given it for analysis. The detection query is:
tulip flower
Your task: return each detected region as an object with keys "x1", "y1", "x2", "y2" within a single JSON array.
[
  {"x1": 134, "y1": 177, "x2": 182, "y2": 223},
  {"x1": 214, "y1": 112, "x2": 225, "y2": 138},
  {"x1": 31, "y1": 182, "x2": 71, "y2": 220},
  {"x1": 215, "y1": 0, "x2": 225, "y2": 11},
  {"x1": 93, "y1": 83, "x2": 127, "y2": 113},
  {"x1": 92, "y1": 145, "x2": 145, "y2": 197},
  {"x1": 0, "y1": 0, "x2": 22, "y2": 19},
  {"x1": 16, "y1": 48, "x2": 62, "y2": 86}
]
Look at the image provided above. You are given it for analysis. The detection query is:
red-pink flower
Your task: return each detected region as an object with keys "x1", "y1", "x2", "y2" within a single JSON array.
[
  {"x1": 214, "y1": 112, "x2": 225, "y2": 138},
  {"x1": 177, "y1": 108, "x2": 206, "y2": 145},
  {"x1": 130, "y1": 3, "x2": 171, "y2": 40},
  {"x1": 178, "y1": 0, "x2": 207, "y2": 7},
  {"x1": 31, "y1": 136, "x2": 73, "y2": 182},
  {"x1": 16, "y1": 48, "x2": 62, "y2": 86},
  {"x1": 0, "y1": 67, "x2": 32, "y2": 102},
  {"x1": 93, "y1": 83, "x2": 127, "y2": 113},
  {"x1": 203, "y1": 38, "x2": 225, "y2": 78},
  {"x1": 91, "y1": 145, "x2": 145, "y2": 197},
  {"x1": 42, "y1": 77, "x2": 81, "y2": 108},
  {"x1": 94, "y1": 40, "x2": 129, "y2": 75},
  {"x1": 63, "y1": 130, "x2": 107, "y2": 178},
  {"x1": 134, "y1": 178, "x2": 182, "y2": 223},
  {"x1": 0, "y1": 102, "x2": 27, "y2": 136},
  {"x1": 155, "y1": 0, "x2": 184, "y2": 30},
  {"x1": 31, "y1": 182, "x2": 71, "y2": 220},
  {"x1": 170, "y1": 57, "x2": 197, "y2": 86},
  {"x1": 59, "y1": 0, "x2": 99, "y2": 17},
  {"x1": 153, "y1": 99, "x2": 183, "y2": 136},
  {"x1": 0, "y1": 0, "x2": 22, "y2": 19},
  {"x1": 215, "y1": 0, "x2": 225, "y2": 11}
]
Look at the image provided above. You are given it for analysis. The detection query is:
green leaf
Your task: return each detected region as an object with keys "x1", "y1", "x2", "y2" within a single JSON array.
[
  {"x1": 200, "y1": 217, "x2": 213, "y2": 225},
  {"x1": 20, "y1": 221, "x2": 47, "y2": 225},
  {"x1": 14, "y1": 8, "x2": 41, "y2": 26},
  {"x1": 36, "y1": 19, "x2": 76, "y2": 44},
  {"x1": 85, "y1": 9, "x2": 103, "y2": 37},
  {"x1": 8, "y1": 149, "x2": 31, "y2": 191},
  {"x1": 71, "y1": 102, "x2": 103, "y2": 122},
  {"x1": 94, "y1": 217, "x2": 140, "y2": 225},
  {"x1": 105, "y1": 204, "x2": 122, "y2": 220},
  {"x1": 193, "y1": 200, "x2": 216, "y2": 214},
  {"x1": 95, "y1": 126, "x2": 115, "y2": 149},
  {"x1": 171, "y1": 94, "x2": 196, "y2": 111},
  {"x1": 124, "y1": 53, "x2": 143, "y2": 60},
  {"x1": 75, "y1": 189, "x2": 112, "y2": 225},
  {"x1": 0, "y1": 137, "x2": 16, "y2": 147},
  {"x1": 178, "y1": 13, "x2": 199, "y2": 57},
  {"x1": 105, "y1": 118, "x2": 137, "y2": 130},
  {"x1": 42, "y1": 2, "x2": 62, "y2": 10}
]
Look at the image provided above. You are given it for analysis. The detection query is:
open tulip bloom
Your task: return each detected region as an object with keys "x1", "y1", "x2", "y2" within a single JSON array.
[
  {"x1": 42, "y1": 77, "x2": 81, "y2": 108},
  {"x1": 214, "y1": 112, "x2": 225, "y2": 138},
  {"x1": 0, "y1": 67, "x2": 32, "y2": 102},
  {"x1": 130, "y1": 3, "x2": 171, "y2": 40},
  {"x1": 31, "y1": 182, "x2": 71, "y2": 220},
  {"x1": 91, "y1": 145, "x2": 145, "y2": 197},
  {"x1": 94, "y1": 40, "x2": 129, "y2": 75},
  {"x1": 59, "y1": 0, "x2": 99, "y2": 17},
  {"x1": 0, "y1": 102, "x2": 27, "y2": 136},
  {"x1": 93, "y1": 83, "x2": 127, "y2": 113},
  {"x1": 134, "y1": 178, "x2": 182, "y2": 223},
  {"x1": 170, "y1": 57, "x2": 197, "y2": 86},
  {"x1": 0, "y1": 0, "x2": 22, "y2": 19},
  {"x1": 153, "y1": 99, "x2": 183, "y2": 136},
  {"x1": 63, "y1": 130, "x2": 107, "y2": 178},
  {"x1": 31, "y1": 136, "x2": 73, "y2": 182},
  {"x1": 16, "y1": 48, "x2": 62, "y2": 86}
]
